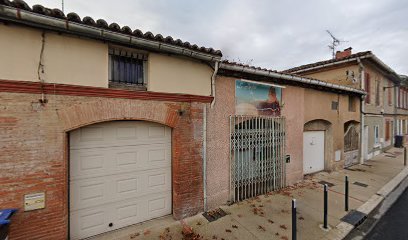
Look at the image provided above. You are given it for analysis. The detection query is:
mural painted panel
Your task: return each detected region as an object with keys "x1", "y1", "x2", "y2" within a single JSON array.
[{"x1": 235, "y1": 79, "x2": 282, "y2": 116}]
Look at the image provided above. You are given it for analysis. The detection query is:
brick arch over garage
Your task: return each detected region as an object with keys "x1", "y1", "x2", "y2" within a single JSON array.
[
  {"x1": 58, "y1": 99, "x2": 180, "y2": 132},
  {"x1": 57, "y1": 98, "x2": 205, "y2": 220}
]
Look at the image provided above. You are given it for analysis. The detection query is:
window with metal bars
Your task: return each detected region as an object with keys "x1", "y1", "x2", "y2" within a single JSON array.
[{"x1": 108, "y1": 49, "x2": 147, "y2": 87}]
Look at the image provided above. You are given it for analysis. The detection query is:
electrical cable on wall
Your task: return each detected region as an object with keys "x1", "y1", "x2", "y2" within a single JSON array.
[{"x1": 37, "y1": 31, "x2": 48, "y2": 104}]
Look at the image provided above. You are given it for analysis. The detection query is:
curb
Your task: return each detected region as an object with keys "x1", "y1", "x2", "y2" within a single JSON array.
[{"x1": 322, "y1": 166, "x2": 408, "y2": 240}]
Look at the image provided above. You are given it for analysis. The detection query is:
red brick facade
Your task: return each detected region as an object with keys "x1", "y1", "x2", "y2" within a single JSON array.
[{"x1": 0, "y1": 90, "x2": 205, "y2": 240}]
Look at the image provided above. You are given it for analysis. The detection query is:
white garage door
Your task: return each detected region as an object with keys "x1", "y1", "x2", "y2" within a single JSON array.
[
  {"x1": 69, "y1": 121, "x2": 172, "y2": 240},
  {"x1": 303, "y1": 131, "x2": 325, "y2": 175}
]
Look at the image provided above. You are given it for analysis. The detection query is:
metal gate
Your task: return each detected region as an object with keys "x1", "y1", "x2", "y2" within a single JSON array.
[
  {"x1": 230, "y1": 116, "x2": 286, "y2": 203},
  {"x1": 344, "y1": 123, "x2": 359, "y2": 167}
]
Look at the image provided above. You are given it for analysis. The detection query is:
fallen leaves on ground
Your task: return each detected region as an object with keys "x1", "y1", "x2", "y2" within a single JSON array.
[
  {"x1": 143, "y1": 229, "x2": 151, "y2": 236},
  {"x1": 281, "y1": 236, "x2": 288, "y2": 240},
  {"x1": 159, "y1": 227, "x2": 172, "y2": 240},
  {"x1": 299, "y1": 216, "x2": 305, "y2": 220},
  {"x1": 232, "y1": 225, "x2": 238, "y2": 229},
  {"x1": 182, "y1": 225, "x2": 202, "y2": 240},
  {"x1": 258, "y1": 225, "x2": 266, "y2": 231},
  {"x1": 280, "y1": 224, "x2": 287, "y2": 230},
  {"x1": 252, "y1": 207, "x2": 265, "y2": 216},
  {"x1": 268, "y1": 219, "x2": 274, "y2": 224},
  {"x1": 130, "y1": 232, "x2": 140, "y2": 239},
  {"x1": 225, "y1": 229, "x2": 232, "y2": 233}
]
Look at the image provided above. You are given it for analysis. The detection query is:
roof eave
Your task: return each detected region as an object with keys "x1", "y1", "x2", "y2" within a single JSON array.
[
  {"x1": 288, "y1": 54, "x2": 371, "y2": 74},
  {"x1": 0, "y1": 5, "x2": 222, "y2": 62},
  {"x1": 289, "y1": 53, "x2": 401, "y2": 82},
  {"x1": 219, "y1": 62, "x2": 366, "y2": 96}
]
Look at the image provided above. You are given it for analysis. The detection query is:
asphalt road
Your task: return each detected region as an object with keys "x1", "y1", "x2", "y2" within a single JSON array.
[{"x1": 364, "y1": 187, "x2": 408, "y2": 240}]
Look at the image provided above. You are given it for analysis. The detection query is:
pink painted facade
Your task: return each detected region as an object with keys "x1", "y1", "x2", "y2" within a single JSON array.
[
  {"x1": 206, "y1": 76, "x2": 235, "y2": 208},
  {"x1": 206, "y1": 76, "x2": 360, "y2": 209},
  {"x1": 206, "y1": 77, "x2": 306, "y2": 209}
]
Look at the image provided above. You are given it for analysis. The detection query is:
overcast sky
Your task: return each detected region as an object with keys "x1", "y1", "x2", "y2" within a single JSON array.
[{"x1": 24, "y1": 0, "x2": 408, "y2": 74}]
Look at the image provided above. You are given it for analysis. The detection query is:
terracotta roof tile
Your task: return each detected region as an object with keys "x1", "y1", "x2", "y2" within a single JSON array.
[
  {"x1": 0, "y1": 0, "x2": 222, "y2": 57},
  {"x1": 221, "y1": 60, "x2": 280, "y2": 73},
  {"x1": 220, "y1": 60, "x2": 365, "y2": 95}
]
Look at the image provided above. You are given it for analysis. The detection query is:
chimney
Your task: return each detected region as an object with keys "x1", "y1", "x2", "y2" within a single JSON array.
[{"x1": 335, "y1": 47, "x2": 352, "y2": 59}]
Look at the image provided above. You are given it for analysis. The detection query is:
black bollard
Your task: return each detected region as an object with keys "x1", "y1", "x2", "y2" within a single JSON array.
[
  {"x1": 345, "y1": 176, "x2": 349, "y2": 212},
  {"x1": 292, "y1": 199, "x2": 297, "y2": 240},
  {"x1": 405, "y1": 147, "x2": 407, "y2": 166},
  {"x1": 324, "y1": 184, "x2": 328, "y2": 229}
]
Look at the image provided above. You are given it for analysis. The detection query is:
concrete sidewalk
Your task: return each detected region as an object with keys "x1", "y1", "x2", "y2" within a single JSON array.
[{"x1": 90, "y1": 148, "x2": 407, "y2": 240}]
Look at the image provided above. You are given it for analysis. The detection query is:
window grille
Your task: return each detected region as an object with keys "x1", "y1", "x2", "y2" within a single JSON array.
[
  {"x1": 344, "y1": 124, "x2": 359, "y2": 152},
  {"x1": 108, "y1": 49, "x2": 147, "y2": 86}
]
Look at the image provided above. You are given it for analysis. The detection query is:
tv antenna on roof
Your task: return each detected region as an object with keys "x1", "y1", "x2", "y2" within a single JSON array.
[
  {"x1": 326, "y1": 30, "x2": 347, "y2": 59},
  {"x1": 62, "y1": 0, "x2": 64, "y2": 13}
]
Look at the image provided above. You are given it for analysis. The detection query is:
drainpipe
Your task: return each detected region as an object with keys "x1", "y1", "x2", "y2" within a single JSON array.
[
  {"x1": 203, "y1": 105, "x2": 208, "y2": 211},
  {"x1": 204, "y1": 61, "x2": 219, "y2": 211},
  {"x1": 210, "y1": 61, "x2": 220, "y2": 108},
  {"x1": 393, "y1": 79, "x2": 399, "y2": 146},
  {"x1": 358, "y1": 58, "x2": 365, "y2": 164}
]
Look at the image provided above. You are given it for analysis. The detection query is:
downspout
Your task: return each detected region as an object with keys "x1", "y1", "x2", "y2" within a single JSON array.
[
  {"x1": 393, "y1": 81, "x2": 398, "y2": 146},
  {"x1": 204, "y1": 61, "x2": 219, "y2": 211},
  {"x1": 210, "y1": 61, "x2": 220, "y2": 108},
  {"x1": 357, "y1": 58, "x2": 365, "y2": 164},
  {"x1": 203, "y1": 105, "x2": 207, "y2": 211}
]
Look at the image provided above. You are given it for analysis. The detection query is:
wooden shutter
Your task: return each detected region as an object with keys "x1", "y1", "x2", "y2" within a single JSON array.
[
  {"x1": 398, "y1": 88, "x2": 401, "y2": 107},
  {"x1": 365, "y1": 72, "x2": 370, "y2": 103},
  {"x1": 388, "y1": 82, "x2": 392, "y2": 105},
  {"x1": 385, "y1": 121, "x2": 390, "y2": 141}
]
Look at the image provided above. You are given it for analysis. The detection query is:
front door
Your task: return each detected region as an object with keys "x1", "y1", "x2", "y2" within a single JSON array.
[
  {"x1": 303, "y1": 131, "x2": 325, "y2": 174},
  {"x1": 364, "y1": 125, "x2": 369, "y2": 160}
]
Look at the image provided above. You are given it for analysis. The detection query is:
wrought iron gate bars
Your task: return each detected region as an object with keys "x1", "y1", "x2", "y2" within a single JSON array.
[{"x1": 230, "y1": 115, "x2": 286, "y2": 203}]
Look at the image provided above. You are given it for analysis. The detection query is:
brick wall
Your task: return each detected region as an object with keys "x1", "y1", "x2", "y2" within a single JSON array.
[{"x1": 0, "y1": 92, "x2": 205, "y2": 240}]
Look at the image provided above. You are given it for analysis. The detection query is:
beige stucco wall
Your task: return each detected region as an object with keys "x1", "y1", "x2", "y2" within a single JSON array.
[
  {"x1": 302, "y1": 62, "x2": 396, "y2": 115},
  {"x1": 303, "y1": 89, "x2": 361, "y2": 170},
  {"x1": 0, "y1": 24, "x2": 108, "y2": 87},
  {"x1": 282, "y1": 86, "x2": 304, "y2": 185},
  {"x1": 363, "y1": 63, "x2": 396, "y2": 115},
  {"x1": 303, "y1": 64, "x2": 361, "y2": 89},
  {"x1": 0, "y1": 24, "x2": 213, "y2": 96},
  {"x1": 147, "y1": 53, "x2": 213, "y2": 96}
]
